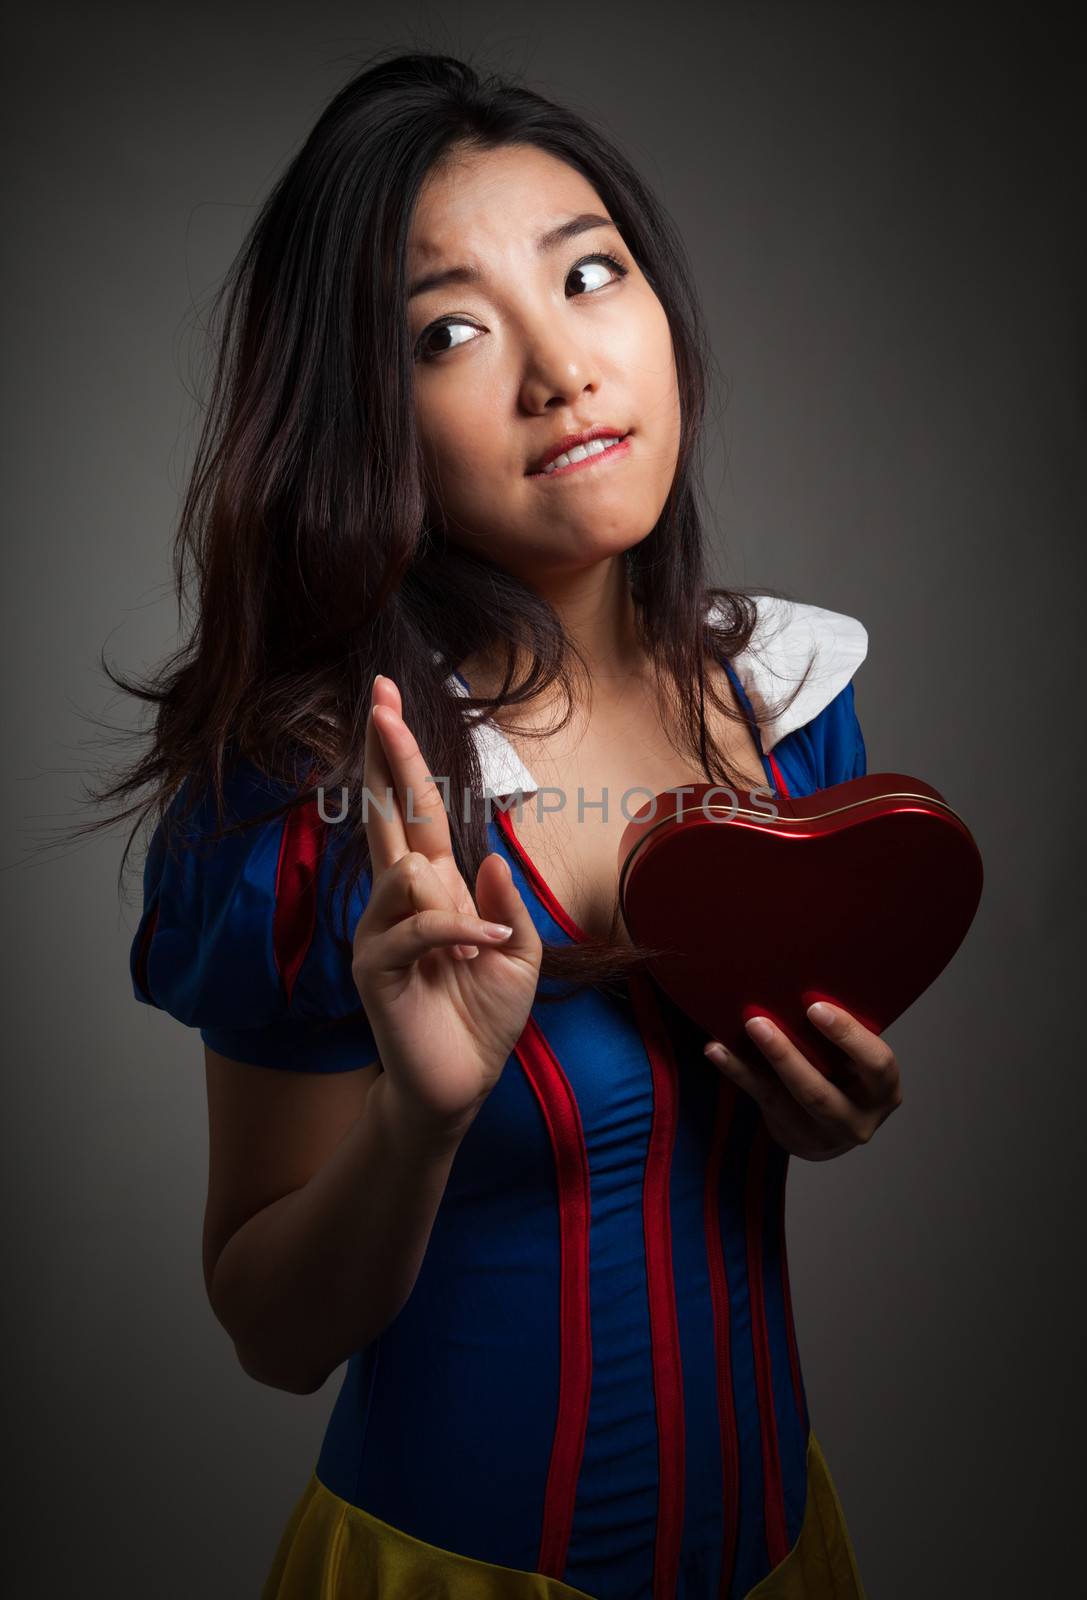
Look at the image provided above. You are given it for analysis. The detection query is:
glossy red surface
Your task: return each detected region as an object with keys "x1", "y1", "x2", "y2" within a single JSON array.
[{"x1": 618, "y1": 773, "x2": 984, "y2": 1080}]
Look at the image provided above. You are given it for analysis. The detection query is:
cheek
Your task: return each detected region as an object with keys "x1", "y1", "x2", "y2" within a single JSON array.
[
  {"x1": 643, "y1": 309, "x2": 681, "y2": 417},
  {"x1": 419, "y1": 440, "x2": 530, "y2": 549},
  {"x1": 416, "y1": 387, "x2": 507, "y2": 506},
  {"x1": 613, "y1": 297, "x2": 681, "y2": 447}
]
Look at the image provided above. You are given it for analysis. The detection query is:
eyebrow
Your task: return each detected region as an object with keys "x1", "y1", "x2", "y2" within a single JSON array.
[{"x1": 407, "y1": 212, "x2": 617, "y2": 300}]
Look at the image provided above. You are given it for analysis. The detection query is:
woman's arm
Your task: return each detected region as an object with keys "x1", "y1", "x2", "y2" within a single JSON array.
[
  {"x1": 204, "y1": 672, "x2": 542, "y2": 1395},
  {"x1": 203, "y1": 1047, "x2": 470, "y2": 1394}
]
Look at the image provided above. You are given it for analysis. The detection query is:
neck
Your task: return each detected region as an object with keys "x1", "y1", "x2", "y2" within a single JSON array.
[
  {"x1": 531, "y1": 555, "x2": 643, "y2": 683},
  {"x1": 457, "y1": 555, "x2": 648, "y2": 703}
]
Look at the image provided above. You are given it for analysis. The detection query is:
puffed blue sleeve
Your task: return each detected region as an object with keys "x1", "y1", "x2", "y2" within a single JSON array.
[
  {"x1": 772, "y1": 677, "x2": 868, "y2": 792},
  {"x1": 824, "y1": 677, "x2": 867, "y2": 785},
  {"x1": 129, "y1": 760, "x2": 379, "y2": 1072}
]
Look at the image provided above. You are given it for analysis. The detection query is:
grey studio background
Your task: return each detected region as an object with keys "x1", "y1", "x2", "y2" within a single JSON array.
[{"x1": 5, "y1": 4, "x2": 1084, "y2": 1595}]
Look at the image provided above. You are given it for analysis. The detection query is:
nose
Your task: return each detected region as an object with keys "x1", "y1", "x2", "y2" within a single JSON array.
[{"x1": 517, "y1": 326, "x2": 602, "y2": 416}]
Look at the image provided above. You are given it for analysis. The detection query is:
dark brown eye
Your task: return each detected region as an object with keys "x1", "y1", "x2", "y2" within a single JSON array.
[
  {"x1": 567, "y1": 251, "x2": 627, "y2": 296},
  {"x1": 415, "y1": 321, "x2": 482, "y2": 361}
]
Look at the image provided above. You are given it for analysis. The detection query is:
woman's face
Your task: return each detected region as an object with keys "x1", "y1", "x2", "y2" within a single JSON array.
[{"x1": 407, "y1": 143, "x2": 682, "y2": 583}]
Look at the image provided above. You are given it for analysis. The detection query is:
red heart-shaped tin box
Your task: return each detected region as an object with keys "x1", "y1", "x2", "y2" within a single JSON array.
[{"x1": 617, "y1": 773, "x2": 983, "y2": 1081}]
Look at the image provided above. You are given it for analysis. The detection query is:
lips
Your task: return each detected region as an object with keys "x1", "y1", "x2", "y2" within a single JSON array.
[{"x1": 527, "y1": 425, "x2": 630, "y2": 475}]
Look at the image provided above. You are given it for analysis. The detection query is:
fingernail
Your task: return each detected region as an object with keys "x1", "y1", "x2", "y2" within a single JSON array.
[
  {"x1": 704, "y1": 1042, "x2": 728, "y2": 1065},
  {"x1": 746, "y1": 1016, "x2": 773, "y2": 1042},
  {"x1": 482, "y1": 922, "x2": 513, "y2": 939},
  {"x1": 807, "y1": 1002, "x2": 833, "y2": 1024}
]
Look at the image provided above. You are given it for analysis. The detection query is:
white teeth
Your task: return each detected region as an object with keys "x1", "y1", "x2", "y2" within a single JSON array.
[{"x1": 542, "y1": 435, "x2": 623, "y2": 474}]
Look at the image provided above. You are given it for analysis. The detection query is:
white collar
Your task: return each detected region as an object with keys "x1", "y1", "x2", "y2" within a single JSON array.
[
  {"x1": 434, "y1": 593, "x2": 868, "y2": 794},
  {"x1": 445, "y1": 671, "x2": 541, "y2": 796},
  {"x1": 712, "y1": 593, "x2": 868, "y2": 754}
]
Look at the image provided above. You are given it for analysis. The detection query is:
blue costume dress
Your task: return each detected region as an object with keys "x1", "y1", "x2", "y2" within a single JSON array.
[{"x1": 129, "y1": 595, "x2": 870, "y2": 1599}]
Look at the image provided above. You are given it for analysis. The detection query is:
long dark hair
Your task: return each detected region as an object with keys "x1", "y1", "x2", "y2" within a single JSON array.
[{"x1": 82, "y1": 47, "x2": 809, "y2": 996}]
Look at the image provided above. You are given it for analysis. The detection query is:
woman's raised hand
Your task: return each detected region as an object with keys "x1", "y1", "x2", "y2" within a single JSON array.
[{"x1": 350, "y1": 674, "x2": 542, "y2": 1142}]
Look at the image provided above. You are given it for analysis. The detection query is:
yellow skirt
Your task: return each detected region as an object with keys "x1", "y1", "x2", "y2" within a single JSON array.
[{"x1": 261, "y1": 1429, "x2": 865, "y2": 1599}]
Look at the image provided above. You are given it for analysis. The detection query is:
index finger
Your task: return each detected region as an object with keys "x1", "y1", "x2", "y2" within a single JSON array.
[{"x1": 364, "y1": 675, "x2": 457, "y2": 881}]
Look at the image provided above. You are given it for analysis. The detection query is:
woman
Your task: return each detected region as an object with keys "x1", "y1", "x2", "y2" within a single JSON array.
[{"x1": 120, "y1": 50, "x2": 899, "y2": 1600}]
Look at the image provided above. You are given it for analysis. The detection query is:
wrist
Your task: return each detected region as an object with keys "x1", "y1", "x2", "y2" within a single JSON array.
[{"x1": 371, "y1": 1070, "x2": 479, "y2": 1158}]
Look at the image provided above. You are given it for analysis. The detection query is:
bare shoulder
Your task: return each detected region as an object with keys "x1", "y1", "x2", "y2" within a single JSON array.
[{"x1": 202, "y1": 1046, "x2": 381, "y2": 1296}]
